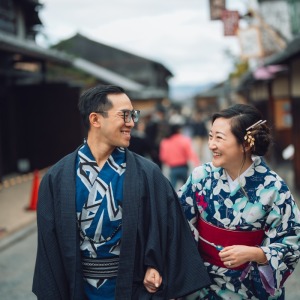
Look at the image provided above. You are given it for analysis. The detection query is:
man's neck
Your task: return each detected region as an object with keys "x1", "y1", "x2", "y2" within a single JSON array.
[{"x1": 86, "y1": 137, "x2": 115, "y2": 169}]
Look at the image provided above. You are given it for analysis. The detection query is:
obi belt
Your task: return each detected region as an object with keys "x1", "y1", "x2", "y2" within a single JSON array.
[{"x1": 197, "y1": 218, "x2": 264, "y2": 270}]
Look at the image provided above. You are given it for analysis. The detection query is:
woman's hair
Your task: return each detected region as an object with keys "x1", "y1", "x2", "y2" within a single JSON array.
[
  {"x1": 212, "y1": 104, "x2": 272, "y2": 156},
  {"x1": 78, "y1": 84, "x2": 125, "y2": 129}
]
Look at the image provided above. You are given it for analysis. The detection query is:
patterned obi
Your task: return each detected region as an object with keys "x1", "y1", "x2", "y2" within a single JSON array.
[
  {"x1": 197, "y1": 218, "x2": 265, "y2": 270},
  {"x1": 82, "y1": 256, "x2": 119, "y2": 279}
]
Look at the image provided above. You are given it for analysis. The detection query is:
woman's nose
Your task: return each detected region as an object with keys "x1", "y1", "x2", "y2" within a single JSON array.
[{"x1": 208, "y1": 139, "x2": 215, "y2": 150}]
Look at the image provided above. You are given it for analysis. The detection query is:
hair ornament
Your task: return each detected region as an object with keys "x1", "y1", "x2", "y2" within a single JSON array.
[
  {"x1": 246, "y1": 119, "x2": 266, "y2": 131},
  {"x1": 244, "y1": 131, "x2": 255, "y2": 147},
  {"x1": 244, "y1": 119, "x2": 266, "y2": 148}
]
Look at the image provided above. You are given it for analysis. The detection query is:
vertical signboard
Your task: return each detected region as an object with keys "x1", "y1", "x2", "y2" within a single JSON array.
[
  {"x1": 209, "y1": 0, "x2": 226, "y2": 20},
  {"x1": 222, "y1": 10, "x2": 239, "y2": 36}
]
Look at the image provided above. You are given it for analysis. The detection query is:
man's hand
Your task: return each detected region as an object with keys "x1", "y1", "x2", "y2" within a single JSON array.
[{"x1": 143, "y1": 267, "x2": 162, "y2": 293}]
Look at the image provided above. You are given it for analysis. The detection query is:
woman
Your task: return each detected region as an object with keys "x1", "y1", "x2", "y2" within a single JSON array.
[{"x1": 178, "y1": 104, "x2": 300, "y2": 299}]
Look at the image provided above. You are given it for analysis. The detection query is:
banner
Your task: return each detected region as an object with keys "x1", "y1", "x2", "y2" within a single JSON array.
[
  {"x1": 209, "y1": 0, "x2": 226, "y2": 20},
  {"x1": 222, "y1": 10, "x2": 239, "y2": 36},
  {"x1": 238, "y1": 25, "x2": 286, "y2": 59},
  {"x1": 237, "y1": 26, "x2": 264, "y2": 59}
]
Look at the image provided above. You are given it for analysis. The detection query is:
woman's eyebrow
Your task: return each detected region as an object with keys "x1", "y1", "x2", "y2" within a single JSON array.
[{"x1": 210, "y1": 130, "x2": 226, "y2": 136}]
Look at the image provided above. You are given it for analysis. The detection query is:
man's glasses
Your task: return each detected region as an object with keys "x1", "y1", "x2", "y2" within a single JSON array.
[{"x1": 95, "y1": 109, "x2": 140, "y2": 123}]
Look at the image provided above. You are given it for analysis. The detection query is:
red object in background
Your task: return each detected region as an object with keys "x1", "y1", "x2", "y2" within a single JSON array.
[
  {"x1": 27, "y1": 170, "x2": 40, "y2": 211},
  {"x1": 222, "y1": 10, "x2": 240, "y2": 36}
]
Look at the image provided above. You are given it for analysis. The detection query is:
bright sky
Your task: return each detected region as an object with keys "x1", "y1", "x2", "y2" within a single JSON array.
[{"x1": 37, "y1": 0, "x2": 253, "y2": 87}]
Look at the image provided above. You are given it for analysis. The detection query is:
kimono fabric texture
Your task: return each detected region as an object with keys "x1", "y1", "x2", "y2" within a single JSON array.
[
  {"x1": 32, "y1": 146, "x2": 211, "y2": 300},
  {"x1": 76, "y1": 143, "x2": 125, "y2": 299},
  {"x1": 178, "y1": 155, "x2": 300, "y2": 300}
]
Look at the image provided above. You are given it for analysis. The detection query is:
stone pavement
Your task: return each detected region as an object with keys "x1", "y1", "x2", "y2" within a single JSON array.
[{"x1": 0, "y1": 169, "x2": 47, "y2": 250}]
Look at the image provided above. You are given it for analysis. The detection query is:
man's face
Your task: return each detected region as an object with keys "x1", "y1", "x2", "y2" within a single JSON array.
[{"x1": 98, "y1": 93, "x2": 135, "y2": 149}]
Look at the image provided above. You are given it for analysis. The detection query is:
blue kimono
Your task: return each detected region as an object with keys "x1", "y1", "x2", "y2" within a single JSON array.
[
  {"x1": 76, "y1": 144, "x2": 125, "y2": 299},
  {"x1": 179, "y1": 156, "x2": 300, "y2": 299}
]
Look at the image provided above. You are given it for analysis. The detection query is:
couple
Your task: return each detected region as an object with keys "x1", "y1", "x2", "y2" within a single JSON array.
[{"x1": 33, "y1": 85, "x2": 300, "y2": 299}]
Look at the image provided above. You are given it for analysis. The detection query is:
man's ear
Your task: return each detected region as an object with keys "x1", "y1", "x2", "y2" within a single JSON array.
[{"x1": 89, "y1": 112, "x2": 101, "y2": 128}]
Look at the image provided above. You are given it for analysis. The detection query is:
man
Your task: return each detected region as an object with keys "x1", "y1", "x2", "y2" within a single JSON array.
[{"x1": 32, "y1": 85, "x2": 210, "y2": 299}]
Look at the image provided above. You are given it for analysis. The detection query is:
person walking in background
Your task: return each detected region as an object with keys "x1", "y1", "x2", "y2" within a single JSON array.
[
  {"x1": 191, "y1": 110, "x2": 209, "y2": 162},
  {"x1": 32, "y1": 84, "x2": 210, "y2": 300},
  {"x1": 159, "y1": 122, "x2": 200, "y2": 189},
  {"x1": 145, "y1": 105, "x2": 169, "y2": 168},
  {"x1": 127, "y1": 118, "x2": 152, "y2": 157},
  {"x1": 178, "y1": 103, "x2": 300, "y2": 299}
]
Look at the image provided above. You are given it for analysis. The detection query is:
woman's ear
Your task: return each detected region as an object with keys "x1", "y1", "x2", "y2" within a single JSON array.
[{"x1": 243, "y1": 142, "x2": 252, "y2": 153}]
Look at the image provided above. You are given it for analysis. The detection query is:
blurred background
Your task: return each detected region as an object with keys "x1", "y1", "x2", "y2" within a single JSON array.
[
  {"x1": 0, "y1": 0, "x2": 299, "y2": 190},
  {"x1": 0, "y1": 0, "x2": 300, "y2": 298}
]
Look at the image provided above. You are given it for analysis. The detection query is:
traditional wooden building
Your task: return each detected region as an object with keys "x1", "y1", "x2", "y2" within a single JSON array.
[
  {"x1": 52, "y1": 33, "x2": 173, "y2": 111},
  {"x1": 236, "y1": 36, "x2": 300, "y2": 189},
  {"x1": 0, "y1": 0, "x2": 83, "y2": 180},
  {"x1": 0, "y1": 2, "x2": 173, "y2": 181}
]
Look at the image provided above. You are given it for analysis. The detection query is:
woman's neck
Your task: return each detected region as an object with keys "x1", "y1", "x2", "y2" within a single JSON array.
[{"x1": 225, "y1": 157, "x2": 253, "y2": 181}]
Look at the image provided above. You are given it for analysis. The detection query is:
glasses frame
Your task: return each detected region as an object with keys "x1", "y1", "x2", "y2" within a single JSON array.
[{"x1": 95, "y1": 109, "x2": 140, "y2": 123}]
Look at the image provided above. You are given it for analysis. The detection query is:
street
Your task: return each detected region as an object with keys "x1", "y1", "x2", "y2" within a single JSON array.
[
  {"x1": 0, "y1": 228, "x2": 37, "y2": 300},
  {"x1": 0, "y1": 227, "x2": 300, "y2": 299}
]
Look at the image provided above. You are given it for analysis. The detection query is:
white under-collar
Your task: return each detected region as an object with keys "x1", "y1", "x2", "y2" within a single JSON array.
[{"x1": 226, "y1": 162, "x2": 254, "y2": 192}]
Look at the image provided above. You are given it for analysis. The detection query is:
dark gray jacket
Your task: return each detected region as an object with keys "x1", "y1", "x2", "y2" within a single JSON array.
[{"x1": 32, "y1": 148, "x2": 210, "y2": 299}]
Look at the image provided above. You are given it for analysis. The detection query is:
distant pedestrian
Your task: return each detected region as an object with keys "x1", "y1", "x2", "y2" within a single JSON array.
[
  {"x1": 159, "y1": 123, "x2": 199, "y2": 189},
  {"x1": 145, "y1": 106, "x2": 169, "y2": 168},
  {"x1": 32, "y1": 84, "x2": 210, "y2": 300},
  {"x1": 191, "y1": 110, "x2": 209, "y2": 162},
  {"x1": 127, "y1": 118, "x2": 151, "y2": 157}
]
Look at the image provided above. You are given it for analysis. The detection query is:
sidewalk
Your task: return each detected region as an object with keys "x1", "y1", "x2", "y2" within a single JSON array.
[{"x1": 0, "y1": 170, "x2": 46, "y2": 251}]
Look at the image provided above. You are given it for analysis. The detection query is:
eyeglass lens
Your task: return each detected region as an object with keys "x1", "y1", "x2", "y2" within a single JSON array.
[{"x1": 124, "y1": 110, "x2": 140, "y2": 123}]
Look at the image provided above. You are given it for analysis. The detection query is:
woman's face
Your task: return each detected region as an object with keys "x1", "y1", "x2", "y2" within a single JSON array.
[{"x1": 208, "y1": 117, "x2": 244, "y2": 175}]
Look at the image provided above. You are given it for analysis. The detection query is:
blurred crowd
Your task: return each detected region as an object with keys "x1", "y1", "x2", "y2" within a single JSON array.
[{"x1": 128, "y1": 104, "x2": 212, "y2": 189}]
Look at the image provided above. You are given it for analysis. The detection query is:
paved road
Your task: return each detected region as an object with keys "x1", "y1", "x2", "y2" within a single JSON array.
[
  {"x1": 0, "y1": 226, "x2": 300, "y2": 299},
  {"x1": 0, "y1": 227, "x2": 37, "y2": 300}
]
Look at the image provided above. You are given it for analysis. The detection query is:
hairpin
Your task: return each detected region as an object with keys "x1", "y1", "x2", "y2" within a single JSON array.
[
  {"x1": 246, "y1": 120, "x2": 266, "y2": 131},
  {"x1": 244, "y1": 119, "x2": 266, "y2": 148}
]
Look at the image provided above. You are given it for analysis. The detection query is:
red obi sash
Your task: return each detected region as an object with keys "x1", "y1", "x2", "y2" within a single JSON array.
[{"x1": 197, "y1": 218, "x2": 265, "y2": 270}]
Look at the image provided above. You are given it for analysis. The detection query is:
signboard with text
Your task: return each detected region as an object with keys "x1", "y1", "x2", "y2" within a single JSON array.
[
  {"x1": 237, "y1": 26, "x2": 264, "y2": 59},
  {"x1": 222, "y1": 10, "x2": 239, "y2": 36},
  {"x1": 209, "y1": 0, "x2": 226, "y2": 20}
]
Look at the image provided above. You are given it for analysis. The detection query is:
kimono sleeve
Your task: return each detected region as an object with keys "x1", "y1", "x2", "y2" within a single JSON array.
[
  {"x1": 259, "y1": 184, "x2": 300, "y2": 293},
  {"x1": 32, "y1": 173, "x2": 69, "y2": 300},
  {"x1": 178, "y1": 165, "x2": 209, "y2": 242}
]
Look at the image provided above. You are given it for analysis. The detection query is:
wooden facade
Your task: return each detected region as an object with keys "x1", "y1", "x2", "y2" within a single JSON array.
[
  {"x1": 0, "y1": 2, "x2": 173, "y2": 180},
  {"x1": 237, "y1": 36, "x2": 300, "y2": 190}
]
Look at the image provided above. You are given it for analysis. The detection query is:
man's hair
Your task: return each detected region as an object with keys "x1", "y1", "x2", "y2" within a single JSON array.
[{"x1": 78, "y1": 84, "x2": 125, "y2": 129}]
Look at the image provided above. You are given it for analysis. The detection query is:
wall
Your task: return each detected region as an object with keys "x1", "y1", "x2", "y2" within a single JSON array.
[{"x1": 291, "y1": 58, "x2": 300, "y2": 96}]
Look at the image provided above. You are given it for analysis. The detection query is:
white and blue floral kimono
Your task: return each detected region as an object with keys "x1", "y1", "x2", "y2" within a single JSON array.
[{"x1": 178, "y1": 156, "x2": 300, "y2": 299}]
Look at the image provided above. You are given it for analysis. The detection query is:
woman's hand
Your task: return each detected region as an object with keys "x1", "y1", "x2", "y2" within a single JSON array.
[
  {"x1": 143, "y1": 267, "x2": 162, "y2": 293},
  {"x1": 219, "y1": 245, "x2": 267, "y2": 268}
]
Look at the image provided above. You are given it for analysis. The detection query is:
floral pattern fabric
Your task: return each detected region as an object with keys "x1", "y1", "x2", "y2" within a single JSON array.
[{"x1": 178, "y1": 156, "x2": 300, "y2": 299}]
